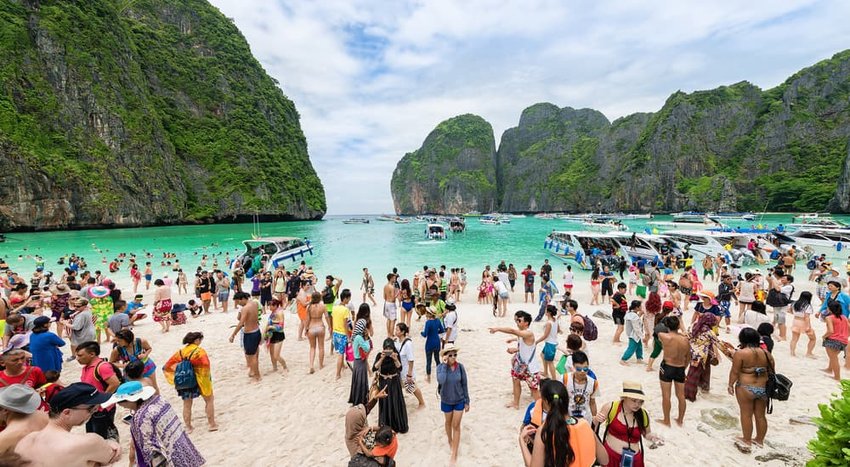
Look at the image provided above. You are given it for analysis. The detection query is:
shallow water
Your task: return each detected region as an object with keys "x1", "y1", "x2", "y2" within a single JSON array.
[{"x1": 2, "y1": 214, "x2": 848, "y2": 283}]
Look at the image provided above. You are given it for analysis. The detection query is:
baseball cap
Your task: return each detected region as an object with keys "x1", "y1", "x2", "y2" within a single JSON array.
[
  {"x1": 32, "y1": 316, "x2": 52, "y2": 328},
  {"x1": 49, "y1": 383, "x2": 111, "y2": 413}
]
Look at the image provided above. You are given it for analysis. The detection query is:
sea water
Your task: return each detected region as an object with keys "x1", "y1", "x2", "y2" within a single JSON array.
[{"x1": 2, "y1": 214, "x2": 848, "y2": 285}]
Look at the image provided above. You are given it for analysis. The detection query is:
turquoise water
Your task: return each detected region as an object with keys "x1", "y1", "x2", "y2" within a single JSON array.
[{"x1": 2, "y1": 214, "x2": 849, "y2": 284}]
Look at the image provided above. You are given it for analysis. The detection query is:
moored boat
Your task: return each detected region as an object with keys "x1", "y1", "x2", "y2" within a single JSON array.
[
  {"x1": 232, "y1": 237, "x2": 314, "y2": 273},
  {"x1": 342, "y1": 218, "x2": 370, "y2": 224},
  {"x1": 425, "y1": 223, "x2": 447, "y2": 240},
  {"x1": 480, "y1": 215, "x2": 501, "y2": 225}
]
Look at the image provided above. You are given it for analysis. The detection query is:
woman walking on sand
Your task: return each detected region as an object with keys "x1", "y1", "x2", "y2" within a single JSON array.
[
  {"x1": 153, "y1": 279, "x2": 173, "y2": 333},
  {"x1": 437, "y1": 344, "x2": 469, "y2": 467},
  {"x1": 163, "y1": 332, "x2": 218, "y2": 433},
  {"x1": 724, "y1": 327, "x2": 772, "y2": 454},
  {"x1": 348, "y1": 317, "x2": 372, "y2": 406},
  {"x1": 822, "y1": 301, "x2": 849, "y2": 381},
  {"x1": 789, "y1": 291, "x2": 816, "y2": 357},
  {"x1": 306, "y1": 291, "x2": 326, "y2": 373},
  {"x1": 373, "y1": 337, "x2": 408, "y2": 434},
  {"x1": 685, "y1": 313, "x2": 721, "y2": 401},
  {"x1": 264, "y1": 299, "x2": 288, "y2": 372}
]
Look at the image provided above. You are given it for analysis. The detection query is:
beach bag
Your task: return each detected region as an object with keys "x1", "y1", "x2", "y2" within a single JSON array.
[
  {"x1": 766, "y1": 286, "x2": 794, "y2": 307},
  {"x1": 512, "y1": 345, "x2": 535, "y2": 375},
  {"x1": 763, "y1": 349, "x2": 791, "y2": 414},
  {"x1": 345, "y1": 341, "x2": 355, "y2": 363},
  {"x1": 806, "y1": 258, "x2": 817, "y2": 270},
  {"x1": 556, "y1": 355, "x2": 568, "y2": 375},
  {"x1": 581, "y1": 315, "x2": 598, "y2": 341},
  {"x1": 174, "y1": 349, "x2": 198, "y2": 390},
  {"x1": 636, "y1": 285, "x2": 647, "y2": 298},
  {"x1": 322, "y1": 286, "x2": 335, "y2": 304},
  {"x1": 94, "y1": 361, "x2": 125, "y2": 387}
]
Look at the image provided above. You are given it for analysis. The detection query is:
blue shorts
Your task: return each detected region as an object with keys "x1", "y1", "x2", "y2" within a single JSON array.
[
  {"x1": 542, "y1": 342, "x2": 557, "y2": 362},
  {"x1": 441, "y1": 401, "x2": 465, "y2": 413},
  {"x1": 144, "y1": 274, "x2": 152, "y2": 281},
  {"x1": 333, "y1": 332, "x2": 348, "y2": 354},
  {"x1": 719, "y1": 301, "x2": 731, "y2": 318}
]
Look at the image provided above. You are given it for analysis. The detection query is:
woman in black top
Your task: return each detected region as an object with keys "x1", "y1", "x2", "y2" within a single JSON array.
[{"x1": 372, "y1": 338, "x2": 408, "y2": 433}]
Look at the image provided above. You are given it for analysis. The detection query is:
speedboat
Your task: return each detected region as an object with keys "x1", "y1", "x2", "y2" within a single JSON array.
[
  {"x1": 376, "y1": 215, "x2": 395, "y2": 222},
  {"x1": 782, "y1": 229, "x2": 850, "y2": 256},
  {"x1": 581, "y1": 218, "x2": 628, "y2": 232},
  {"x1": 659, "y1": 230, "x2": 765, "y2": 265},
  {"x1": 534, "y1": 213, "x2": 557, "y2": 219},
  {"x1": 464, "y1": 211, "x2": 482, "y2": 217},
  {"x1": 393, "y1": 217, "x2": 410, "y2": 224},
  {"x1": 449, "y1": 218, "x2": 466, "y2": 233},
  {"x1": 787, "y1": 218, "x2": 850, "y2": 231},
  {"x1": 543, "y1": 231, "x2": 662, "y2": 270},
  {"x1": 708, "y1": 212, "x2": 756, "y2": 221},
  {"x1": 620, "y1": 213, "x2": 653, "y2": 219},
  {"x1": 793, "y1": 213, "x2": 822, "y2": 221},
  {"x1": 232, "y1": 237, "x2": 314, "y2": 273},
  {"x1": 480, "y1": 215, "x2": 501, "y2": 225},
  {"x1": 342, "y1": 218, "x2": 370, "y2": 224},
  {"x1": 648, "y1": 216, "x2": 726, "y2": 231},
  {"x1": 425, "y1": 224, "x2": 447, "y2": 240}
]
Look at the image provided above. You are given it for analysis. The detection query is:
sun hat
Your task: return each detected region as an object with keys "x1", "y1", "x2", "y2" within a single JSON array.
[
  {"x1": 102, "y1": 381, "x2": 156, "y2": 407},
  {"x1": 4, "y1": 333, "x2": 30, "y2": 353},
  {"x1": 50, "y1": 383, "x2": 112, "y2": 413},
  {"x1": 440, "y1": 343, "x2": 460, "y2": 358},
  {"x1": 51, "y1": 284, "x2": 70, "y2": 296},
  {"x1": 89, "y1": 286, "x2": 109, "y2": 298},
  {"x1": 0, "y1": 384, "x2": 42, "y2": 414},
  {"x1": 619, "y1": 381, "x2": 646, "y2": 401}
]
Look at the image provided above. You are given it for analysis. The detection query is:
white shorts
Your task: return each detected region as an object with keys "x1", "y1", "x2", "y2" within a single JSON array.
[{"x1": 383, "y1": 302, "x2": 397, "y2": 320}]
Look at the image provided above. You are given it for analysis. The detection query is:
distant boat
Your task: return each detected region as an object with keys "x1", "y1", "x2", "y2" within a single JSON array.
[
  {"x1": 534, "y1": 213, "x2": 556, "y2": 219},
  {"x1": 393, "y1": 217, "x2": 410, "y2": 224},
  {"x1": 581, "y1": 219, "x2": 628, "y2": 232},
  {"x1": 342, "y1": 218, "x2": 370, "y2": 224},
  {"x1": 793, "y1": 213, "x2": 822, "y2": 221},
  {"x1": 480, "y1": 215, "x2": 501, "y2": 225},
  {"x1": 620, "y1": 213, "x2": 653, "y2": 219},
  {"x1": 509, "y1": 214, "x2": 527, "y2": 218},
  {"x1": 449, "y1": 218, "x2": 466, "y2": 233},
  {"x1": 708, "y1": 212, "x2": 756, "y2": 221},
  {"x1": 425, "y1": 223, "x2": 447, "y2": 240},
  {"x1": 231, "y1": 237, "x2": 314, "y2": 272},
  {"x1": 464, "y1": 211, "x2": 482, "y2": 217},
  {"x1": 376, "y1": 215, "x2": 395, "y2": 222}
]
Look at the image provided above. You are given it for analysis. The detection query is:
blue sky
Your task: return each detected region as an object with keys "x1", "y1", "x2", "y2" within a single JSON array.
[{"x1": 209, "y1": 0, "x2": 850, "y2": 215}]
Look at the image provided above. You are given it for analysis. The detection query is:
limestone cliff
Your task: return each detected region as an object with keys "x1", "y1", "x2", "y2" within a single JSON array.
[
  {"x1": 391, "y1": 50, "x2": 850, "y2": 213},
  {"x1": 0, "y1": 0, "x2": 326, "y2": 230},
  {"x1": 391, "y1": 114, "x2": 497, "y2": 214}
]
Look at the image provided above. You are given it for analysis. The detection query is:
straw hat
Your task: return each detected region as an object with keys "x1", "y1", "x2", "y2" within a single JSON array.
[
  {"x1": 619, "y1": 381, "x2": 646, "y2": 401},
  {"x1": 51, "y1": 284, "x2": 70, "y2": 296},
  {"x1": 440, "y1": 343, "x2": 460, "y2": 358}
]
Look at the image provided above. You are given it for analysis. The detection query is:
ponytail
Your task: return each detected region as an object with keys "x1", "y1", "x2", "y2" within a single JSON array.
[{"x1": 540, "y1": 379, "x2": 575, "y2": 467}]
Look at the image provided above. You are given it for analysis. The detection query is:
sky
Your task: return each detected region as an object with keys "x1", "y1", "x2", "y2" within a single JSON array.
[{"x1": 209, "y1": 0, "x2": 850, "y2": 215}]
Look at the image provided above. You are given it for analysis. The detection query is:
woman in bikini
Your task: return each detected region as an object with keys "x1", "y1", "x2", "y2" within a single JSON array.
[
  {"x1": 399, "y1": 279, "x2": 414, "y2": 328},
  {"x1": 727, "y1": 327, "x2": 773, "y2": 453},
  {"x1": 306, "y1": 292, "x2": 326, "y2": 374},
  {"x1": 589, "y1": 269, "x2": 601, "y2": 306},
  {"x1": 264, "y1": 299, "x2": 288, "y2": 372}
]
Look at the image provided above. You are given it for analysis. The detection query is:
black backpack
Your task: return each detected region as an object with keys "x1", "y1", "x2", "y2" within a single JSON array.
[
  {"x1": 95, "y1": 360, "x2": 125, "y2": 387},
  {"x1": 766, "y1": 286, "x2": 794, "y2": 307},
  {"x1": 322, "y1": 286, "x2": 335, "y2": 304},
  {"x1": 763, "y1": 349, "x2": 792, "y2": 414}
]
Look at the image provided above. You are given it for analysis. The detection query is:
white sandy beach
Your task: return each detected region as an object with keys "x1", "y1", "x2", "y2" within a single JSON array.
[{"x1": 60, "y1": 269, "x2": 836, "y2": 467}]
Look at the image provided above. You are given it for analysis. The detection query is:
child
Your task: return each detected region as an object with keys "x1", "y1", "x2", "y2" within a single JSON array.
[
  {"x1": 358, "y1": 425, "x2": 397, "y2": 465},
  {"x1": 187, "y1": 299, "x2": 202, "y2": 318},
  {"x1": 37, "y1": 370, "x2": 64, "y2": 404},
  {"x1": 620, "y1": 300, "x2": 645, "y2": 365},
  {"x1": 124, "y1": 360, "x2": 158, "y2": 393}
]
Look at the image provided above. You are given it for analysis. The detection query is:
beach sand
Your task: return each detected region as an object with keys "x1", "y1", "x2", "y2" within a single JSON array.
[{"x1": 61, "y1": 270, "x2": 834, "y2": 466}]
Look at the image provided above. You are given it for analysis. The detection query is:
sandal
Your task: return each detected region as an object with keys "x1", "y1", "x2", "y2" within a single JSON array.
[{"x1": 734, "y1": 439, "x2": 752, "y2": 454}]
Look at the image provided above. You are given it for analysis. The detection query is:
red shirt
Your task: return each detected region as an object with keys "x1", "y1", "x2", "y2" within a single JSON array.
[
  {"x1": 81, "y1": 358, "x2": 117, "y2": 411},
  {"x1": 0, "y1": 366, "x2": 47, "y2": 389}
]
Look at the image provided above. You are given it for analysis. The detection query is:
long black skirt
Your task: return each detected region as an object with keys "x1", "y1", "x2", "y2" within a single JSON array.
[
  {"x1": 377, "y1": 375, "x2": 408, "y2": 434},
  {"x1": 348, "y1": 359, "x2": 370, "y2": 406}
]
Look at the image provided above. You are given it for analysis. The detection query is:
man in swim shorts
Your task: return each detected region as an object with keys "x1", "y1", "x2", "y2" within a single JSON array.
[
  {"x1": 488, "y1": 311, "x2": 541, "y2": 409},
  {"x1": 229, "y1": 292, "x2": 262, "y2": 382},
  {"x1": 657, "y1": 316, "x2": 689, "y2": 426},
  {"x1": 332, "y1": 289, "x2": 353, "y2": 380},
  {"x1": 383, "y1": 273, "x2": 398, "y2": 337},
  {"x1": 143, "y1": 262, "x2": 153, "y2": 290}
]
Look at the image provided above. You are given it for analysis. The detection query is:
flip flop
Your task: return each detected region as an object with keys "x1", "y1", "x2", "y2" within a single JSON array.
[{"x1": 734, "y1": 439, "x2": 752, "y2": 454}]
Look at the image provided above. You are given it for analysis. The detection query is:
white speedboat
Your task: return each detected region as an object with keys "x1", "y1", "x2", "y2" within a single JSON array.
[
  {"x1": 393, "y1": 217, "x2": 410, "y2": 224},
  {"x1": 787, "y1": 218, "x2": 850, "y2": 231},
  {"x1": 581, "y1": 218, "x2": 628, "y2": 232},
  {"x1": 793, "y1": 213, "x2": 822, "y2": 221},
  {"x1": 534, "y1": 213, "x2": 557, "y2": 219},
  {"x1": 543, "y1": 231, "x2": 662, "y2": 270},
  {"x1": 480, "y1": 215, "x2": 501, "y2": 225},
  {"x1": 708, "y1": 212, "x2": 756, "y2": 221},
  {"x1": 232, "y1": 237, "x2": 314, "y2": 272},
  {"x1": 425, "y1": 224, "x2": 446, "y2": 240},
  {"x1": 660, "y1": 230, "x2": 764, "y2": 265},
  {"x1": 449, "y1": 218, "x2": 465, "y2": 233},
  {"x1": 342, "y1": 218, "x2": 370, "y2": 224},
  {"x1": 648, "y1": 215, "x2": 726, "y2": 231},
  {"x1": 782, "y1": 229, "x2": 850, "y2": 256},
  {"x1": 376, "y1": 215, "x2": 395, "y2": 222}
]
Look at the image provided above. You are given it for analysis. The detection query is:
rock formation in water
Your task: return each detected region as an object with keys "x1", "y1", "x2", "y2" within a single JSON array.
[
  {"x1": 391, "y1": 114, "x2": 497, "y2": 214},
  {"x1": 391, "y1": 50, "x2": 850, "y2": 214},
  {"x1": 0, "y1": 0, "x2": 326, "y2": 231}
]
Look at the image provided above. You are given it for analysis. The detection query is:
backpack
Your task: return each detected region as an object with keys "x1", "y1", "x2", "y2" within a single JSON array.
[
  {"x1": 581, "y1": 315, "x2": 598, "y2": 341},
  {"x1": 766, "y1": 285, "x2": 794, "y2": 307},
  {"x1": 763, "y1": 349, "x2": 792, "y2": 414},
  {"x1": 94, "y1": 361, "x2": 125, "y2": 388},
  {"x1": 322, "y1": 286, "x2": 335, "y2": 304},
  {"x1": 806, "y1": 258, "x2": 817, "y2": 271},
  {"x1": 173, "y1": 348, "x2": 199, "y2": 390}
]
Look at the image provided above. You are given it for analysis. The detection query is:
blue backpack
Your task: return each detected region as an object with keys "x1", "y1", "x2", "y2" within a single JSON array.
[{"x1": 173, "y1": 349, "x2": 198, "y2": 390}]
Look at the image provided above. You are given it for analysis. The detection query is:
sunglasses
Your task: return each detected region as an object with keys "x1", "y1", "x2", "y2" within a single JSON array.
[
  {"x1": 574, "y1": 367, "x2": 590, "y2": 372},
  {"x1": 445, "y1": 353, "x2": 457, "y2": 358}
]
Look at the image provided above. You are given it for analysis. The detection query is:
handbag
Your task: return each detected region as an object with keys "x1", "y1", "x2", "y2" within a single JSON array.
[
  {"x1": 763, "y1": 349, "x2": 792, "y2": 414},
  {"x1": 512, "y1": 343, "x2": 535, "y2": 375},
  {"x1": 636, "y1": 285, "x2": 647, "y2": 298},
  {"x1": 556, "y1": 354, "x2": 568, "y2": 375}
]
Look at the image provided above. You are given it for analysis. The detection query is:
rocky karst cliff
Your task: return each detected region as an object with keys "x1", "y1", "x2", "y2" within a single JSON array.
[
  {"x1": 391, "y1": 50, "x2": 850, "y2": 214},
  {"x1": 0, "y1": 0, "x2": 325, "y2": 231},
  {"x1": 391, "y1": 114, "x2": 497, "y2": 214}
]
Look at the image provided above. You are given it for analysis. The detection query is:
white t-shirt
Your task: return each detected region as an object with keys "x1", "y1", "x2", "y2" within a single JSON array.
[
  {"x1": 563, "y1": 271, "x2": 574, "y2": 286},
  {"x1": 498, "y1": 271, "x2": 510, "y2": 285},
  {"x1": 444, "y1": 310, "x2": 458, "y2": 343},
  {"x1": 566, "y1": 372, "x2": 598, "y2": 419},
  {"x1": 494, "y1": 280, "x2": 509, "y2": 297},
  {"x1": 394, "y1": 338, "x2": 415, "y2": 379}
]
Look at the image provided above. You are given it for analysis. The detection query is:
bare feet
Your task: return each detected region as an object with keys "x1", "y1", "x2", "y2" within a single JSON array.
[
  {"x1": 619, "y1": 360, "x2": 629, "y2": 366},
  {"x1": 208, "y1": 424, "x2": 219, "y2": 432},
  {"x1": 186, "y1": 425, "x2": 194, "y2": 434},
  {"x1": 646, "y1": 366, "x2": 655, "y2": 372},
  {"x1": 417, "y1": 404, "x2": 426, "y2": 410},
  {"x1": 505, "y1": 402, "x2": 518, "y2": 409},
  {"x1": 675, "y1": 418, "x2": 684, "y2": 427},
  {"x1": 805, "y1": 354, "x2": 816, "y2": 359},
  {"x1": 655, "y1": 418, "x2": 671, "y2": 427},
  {"x1": 309, "y1": 368, "x2": 315, "y2": 374}
]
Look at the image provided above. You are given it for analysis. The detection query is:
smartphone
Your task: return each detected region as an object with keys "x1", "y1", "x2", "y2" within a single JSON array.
[{"x1": 621, "y1": 448, "x2": 635, "y2": 467}]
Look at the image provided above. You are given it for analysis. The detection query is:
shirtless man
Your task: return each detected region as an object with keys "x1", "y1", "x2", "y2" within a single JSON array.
[
  {"x1": 656, "y1": 316, "x2": 690, "y2": 426},
  {"x1": 383, "y1": 273, "x2": 399, "y2": 337},
  {"x1": 15, "y1": 383, "x2": 121, "y2": 467},
  {"x1": 230, "y1": 292, "x2": 262, "y2": 382},
  {"x1": 0, "y1": 385, "x2": 48, "y2": 453}
]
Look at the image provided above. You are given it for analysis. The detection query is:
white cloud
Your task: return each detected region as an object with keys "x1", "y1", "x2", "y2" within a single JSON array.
[{"x1": 208, "y1": 0, "x2": 850, "y2": 214}]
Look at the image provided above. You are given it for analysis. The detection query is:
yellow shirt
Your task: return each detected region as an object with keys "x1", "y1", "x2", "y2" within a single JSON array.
[{"x1": 332, "y1": 304, "x2": 351, "y2": 334}]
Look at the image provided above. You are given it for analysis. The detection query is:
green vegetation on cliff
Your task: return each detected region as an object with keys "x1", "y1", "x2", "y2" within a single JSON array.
[
  {"x1": 0, "y1": 0, "x2": 325, "y2": 229},
  {"x1": 392, "y1": 50, "x2": 850, "y2": 214}
]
